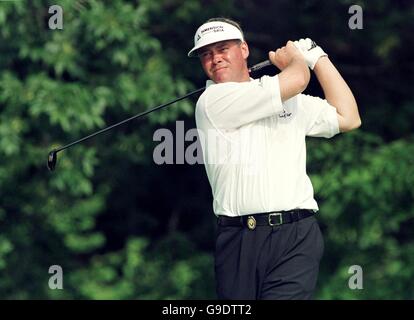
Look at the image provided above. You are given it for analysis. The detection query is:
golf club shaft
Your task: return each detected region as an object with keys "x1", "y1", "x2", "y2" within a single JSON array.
[
  {"x1": 54, "y1": 86, "x2": 205, "y2": 153},
  {"x1": 52, "y1": 59, "x2": 272, "y2": 154}
]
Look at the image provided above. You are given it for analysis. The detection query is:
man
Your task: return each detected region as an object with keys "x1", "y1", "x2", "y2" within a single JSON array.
[{"x1": 189, "y1": 18, "x2": 361, "y2": 299}]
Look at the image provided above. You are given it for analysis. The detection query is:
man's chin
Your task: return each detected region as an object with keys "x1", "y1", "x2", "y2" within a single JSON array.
[
  {"x1": 212, "y1": 75, "x2": 230, "y2": 83},
  {"x1": 210, "y1": 69, "x2": 231, "y2": 83}
]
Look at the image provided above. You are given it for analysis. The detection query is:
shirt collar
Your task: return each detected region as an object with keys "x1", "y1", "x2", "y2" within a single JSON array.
[{"x1": 206, "y1": 77, "x2": 254, "y2": 87}]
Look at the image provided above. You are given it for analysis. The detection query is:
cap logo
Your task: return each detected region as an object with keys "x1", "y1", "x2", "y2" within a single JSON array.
[{"x1": 200, "y1": 25, "x2": 224, "y2": 35}]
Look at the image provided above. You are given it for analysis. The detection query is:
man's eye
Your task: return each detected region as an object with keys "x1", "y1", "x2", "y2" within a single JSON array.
[{"x1": 220, "y1": 47, "x2": 228, "y2": 52}]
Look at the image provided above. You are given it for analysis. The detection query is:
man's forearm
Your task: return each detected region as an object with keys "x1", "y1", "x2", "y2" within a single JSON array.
[
  {"x1": 278, "y1": 57, "x2": 310, "y2": 102},
  {"x1": 269, "y1": 41, "x2": 310, "y2": 102},
  {"x1": 313, "y1": 57, "x2": 361, "y2": 131}
]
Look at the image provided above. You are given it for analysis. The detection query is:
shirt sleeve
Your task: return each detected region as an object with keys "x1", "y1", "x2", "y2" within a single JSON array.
[
  {"x1": 196, "y1": 75, "x2": 284, "y2": 130},
  {"x1": 298, "y1": 94, "x2": 340, "y2": 138}
]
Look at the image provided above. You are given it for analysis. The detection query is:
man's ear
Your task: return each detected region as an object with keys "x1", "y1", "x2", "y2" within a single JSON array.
[{"x1": 241, "y1": 41, "x2": 249, "y2": 60}]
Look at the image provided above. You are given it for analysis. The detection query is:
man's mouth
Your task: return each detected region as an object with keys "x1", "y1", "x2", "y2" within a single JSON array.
[{"x1": 213, "y1": 66, "x2": 227, "y2": 73}]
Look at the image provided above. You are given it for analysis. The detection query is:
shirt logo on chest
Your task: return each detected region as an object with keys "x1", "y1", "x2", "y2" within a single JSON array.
[{"x1": 278, "y1": 110, "x2": 292, "y2": 118}]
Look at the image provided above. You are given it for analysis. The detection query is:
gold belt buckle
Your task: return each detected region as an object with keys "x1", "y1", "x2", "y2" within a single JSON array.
[{"x1": 247, "y1": 216, "x2": 256, "y2": 230}]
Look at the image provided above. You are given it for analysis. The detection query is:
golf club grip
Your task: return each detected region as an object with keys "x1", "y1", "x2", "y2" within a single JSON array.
[{"x1": 248, "y1": 60, "x2": 272, "y2": 73}]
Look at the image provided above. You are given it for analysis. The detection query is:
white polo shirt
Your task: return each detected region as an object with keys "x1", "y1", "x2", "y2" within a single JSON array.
[{"x1": 195, "y1": 75, "x2": 339, "y2": 217}]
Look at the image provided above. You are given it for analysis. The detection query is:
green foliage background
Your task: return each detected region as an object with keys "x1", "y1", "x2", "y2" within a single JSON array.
[{"x1": 0, "y1": 0, "x2": 413, "y2": 299}]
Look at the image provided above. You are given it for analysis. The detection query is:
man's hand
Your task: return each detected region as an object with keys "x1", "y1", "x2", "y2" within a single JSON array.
[
  {"x1": 293, "y1": 38, "x2": 328, "y2": 70},
  {"x1": 268, "y1": 41, "x2": 306, "y2": 71},
  {"x1": 269, "y1": 41, "x2": 310, "y2": 102}
]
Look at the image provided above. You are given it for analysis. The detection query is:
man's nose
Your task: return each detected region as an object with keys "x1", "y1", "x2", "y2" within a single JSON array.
[{"x1": 212, "y1": 52, "x2": 223, "y2": 64}]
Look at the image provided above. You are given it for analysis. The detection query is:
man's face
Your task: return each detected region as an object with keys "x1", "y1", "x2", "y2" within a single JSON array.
[{"x1": 198, "y1": 40, "x2": 249, "y2": 83}]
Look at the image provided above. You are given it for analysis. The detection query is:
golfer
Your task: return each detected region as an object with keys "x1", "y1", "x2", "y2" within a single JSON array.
[{"x1": 189, "y1": 18, "x2": 361, "y2": 299}]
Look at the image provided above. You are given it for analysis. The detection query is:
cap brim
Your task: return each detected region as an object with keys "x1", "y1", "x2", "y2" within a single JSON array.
[
  {"x1": 188, "y1": 21, "x2": 245, "y2": 57},
  {"x1": 189, "y1": 37, "x2": 244, "y2": 57}
]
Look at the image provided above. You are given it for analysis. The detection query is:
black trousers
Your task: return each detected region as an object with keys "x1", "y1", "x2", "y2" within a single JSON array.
[{"x1": 214, "y1": 215, "x2": 324, "y2": 300}]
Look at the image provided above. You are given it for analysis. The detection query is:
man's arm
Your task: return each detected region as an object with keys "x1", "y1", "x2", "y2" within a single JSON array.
[
  {"x1": 269, "y1": 41, "x2": 310, "y2": 102},
  {"x1": 293, "y1": 38, "x2": 361, "y2": 132},
  {"x1": 197, "y1": 41, "x2": 310, "y2": 130},
  {"x1": 313, "y1": 57, "x2": 361, "y2": 132},
  {"x1": 198, "y1": 77, "x2": 284, "y2": 129}
]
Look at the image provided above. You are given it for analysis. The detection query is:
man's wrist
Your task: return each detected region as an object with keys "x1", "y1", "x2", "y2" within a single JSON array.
[
  {"x1": 291, "y1": 55, "x2": 308, "y2": 68},
  {"x1": 308, "y1": 47, "x2": 328, "y2": 70},
  {"x1": 312, "y1": 56, "x2": 330, "y2": 72}
]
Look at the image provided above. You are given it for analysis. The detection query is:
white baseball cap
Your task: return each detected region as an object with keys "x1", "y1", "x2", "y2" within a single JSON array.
[{"x1": 188, "y1": 21, "x2": 244, "y2": 57}]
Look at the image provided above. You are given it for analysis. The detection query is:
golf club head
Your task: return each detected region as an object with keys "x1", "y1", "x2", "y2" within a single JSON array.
[{"x1": 47, "y1": 150, "x2": 57, "y2": 171}]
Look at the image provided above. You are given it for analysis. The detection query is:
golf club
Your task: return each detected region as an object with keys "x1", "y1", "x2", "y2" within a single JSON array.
[{"x1": 47, "y1": 59, "x2": 273, "y2": 171}]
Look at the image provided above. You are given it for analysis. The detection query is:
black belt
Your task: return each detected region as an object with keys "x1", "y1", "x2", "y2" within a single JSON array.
[{"x1": 217, "y1": 209, "x2": 315, "y2": 230}]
